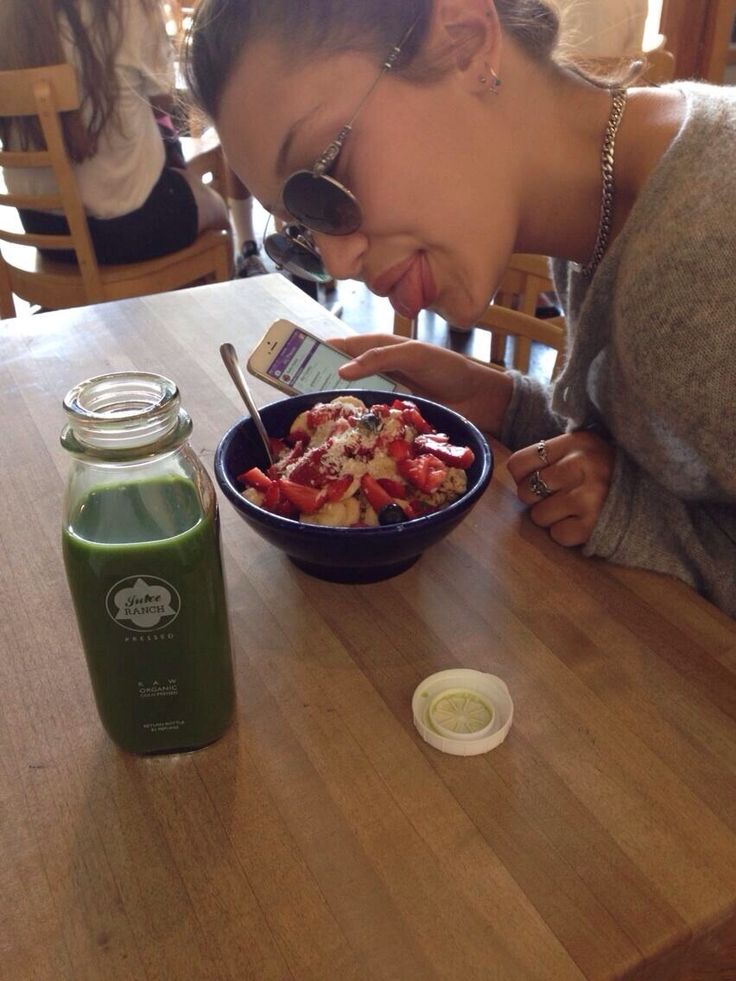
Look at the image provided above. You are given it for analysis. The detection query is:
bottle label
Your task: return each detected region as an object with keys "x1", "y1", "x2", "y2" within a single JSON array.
[{"x1": 106, "y1": 575, "x2": 181, "y2": 632}]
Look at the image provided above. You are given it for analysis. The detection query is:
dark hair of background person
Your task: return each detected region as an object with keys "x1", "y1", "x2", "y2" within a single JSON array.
[{"x1": 0, "y1": 0, "x2": 162, "y2": 160}]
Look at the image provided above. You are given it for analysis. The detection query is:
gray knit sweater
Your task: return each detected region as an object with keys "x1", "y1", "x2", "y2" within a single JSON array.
[{"x1": 501, "y1": 82, "x2": 736, "y2": 616}]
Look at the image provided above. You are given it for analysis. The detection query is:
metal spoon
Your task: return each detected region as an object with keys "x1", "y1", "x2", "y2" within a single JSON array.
[{"x1": 219, "y1": 342, "x2": 274, "y2": 466}]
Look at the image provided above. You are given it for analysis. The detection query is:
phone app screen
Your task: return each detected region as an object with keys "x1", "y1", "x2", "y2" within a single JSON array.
[{"x1": 267, "y1": 328, "x2": 397, "y2": 393}]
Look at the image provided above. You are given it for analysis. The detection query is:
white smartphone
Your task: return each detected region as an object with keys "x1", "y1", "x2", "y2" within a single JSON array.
[{"x1": 247, "y1": 319, "x2": 401, "y2": 396}]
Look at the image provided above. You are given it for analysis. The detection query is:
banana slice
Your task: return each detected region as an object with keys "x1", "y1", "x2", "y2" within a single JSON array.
[
  {"x1": 331, "y1": 395, "x2": 367, "y2": 412},
  {"x1": 333, "y1": 475, "x2": 360, "y2": 501},
  {"x1": 300, "y1": 496, "x2": 360, "y2": 526},
  {"x1": 289, "y1": 409, "x2": 311, "y2": 435}
]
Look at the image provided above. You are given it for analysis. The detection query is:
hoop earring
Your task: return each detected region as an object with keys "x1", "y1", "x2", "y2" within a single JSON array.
[{"x1": 489, "y1": 67, "x2": 502, "y2": 94}]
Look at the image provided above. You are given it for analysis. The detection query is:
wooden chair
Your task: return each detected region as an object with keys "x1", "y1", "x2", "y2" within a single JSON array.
[
  {"x1": 0, "y1": 63, "x2": 231, "y2": 319},
  {"x1": 394, "y1": 300, "x2": 565, "y2": 379},
  {"x1": 181, "y1": 127, "x2": 227, "y2": 199},
  {"x1": 640, "y1": 47, "x2": 676, "y2": 85}
]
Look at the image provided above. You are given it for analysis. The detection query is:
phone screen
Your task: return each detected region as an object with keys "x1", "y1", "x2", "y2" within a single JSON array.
[{"x1": 263, "y1": 327, "x2": 398, "y2": 394}]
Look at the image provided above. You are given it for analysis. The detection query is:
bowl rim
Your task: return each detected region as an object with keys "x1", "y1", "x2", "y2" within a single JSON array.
[{"x1": 214, "y1": 389, "x2": 493, "y2": 537}]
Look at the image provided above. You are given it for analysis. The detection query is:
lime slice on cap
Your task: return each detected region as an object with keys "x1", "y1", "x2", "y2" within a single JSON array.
[{"x1": 429, "y1": 688, "x2": 494, "y2": 737}]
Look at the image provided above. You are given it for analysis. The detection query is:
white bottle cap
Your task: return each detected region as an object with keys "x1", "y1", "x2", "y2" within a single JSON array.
[{"x1": 412, "y1": 669, "x2": 513, "y2": 756}]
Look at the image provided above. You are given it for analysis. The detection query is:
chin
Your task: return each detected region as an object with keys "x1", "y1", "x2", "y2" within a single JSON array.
[{"x1": 432, "y1": 294, "x2": 490, "y2": 330}]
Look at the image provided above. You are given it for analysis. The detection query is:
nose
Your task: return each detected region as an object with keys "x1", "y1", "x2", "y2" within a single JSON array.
[{"x1": 312, "y1": 230, "x2": 369, "y2": 281}]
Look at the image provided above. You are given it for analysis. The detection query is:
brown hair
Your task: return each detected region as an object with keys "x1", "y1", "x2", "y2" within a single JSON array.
[
  {"x1": 184, "y1": 0, "x2": 564, "y2": 122},
  {"x1": 0, "y1": 0, "x2": 161, "y2": 158}
]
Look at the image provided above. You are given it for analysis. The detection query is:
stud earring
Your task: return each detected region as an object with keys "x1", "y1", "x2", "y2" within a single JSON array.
[{"x1": 479, "y1": 65, "x2": 502, "y2": 94}]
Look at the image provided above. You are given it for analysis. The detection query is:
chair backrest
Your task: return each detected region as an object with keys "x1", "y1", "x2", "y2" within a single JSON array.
[
  {"x1": 489, "y1": 252, "x2": 563, "y2": 373},
  {"x1": 0, "y1": 63, "x2": 104, "y2": 302},
  {"x1": 466, "y1": 302, "x2": 565, "y2": 378}
]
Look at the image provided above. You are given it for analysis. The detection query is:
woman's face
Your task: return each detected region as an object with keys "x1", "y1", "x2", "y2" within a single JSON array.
[{"x1": 217, "y1": 35, "x2": 521, "y2": 327}]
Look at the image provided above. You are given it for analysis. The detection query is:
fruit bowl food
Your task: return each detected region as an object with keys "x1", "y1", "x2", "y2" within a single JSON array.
[{"x1": 215, "y1": 390, "x2": 493, "y2": 583}]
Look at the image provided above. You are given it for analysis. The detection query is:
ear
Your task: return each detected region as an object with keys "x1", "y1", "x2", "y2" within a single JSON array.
[{"x1": 429, "y1": 0, "x2": 502, "y2": 88}]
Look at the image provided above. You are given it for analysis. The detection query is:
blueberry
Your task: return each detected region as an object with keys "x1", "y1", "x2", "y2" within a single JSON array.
[
  {"x1": 356, "y1": 412, "x2": 380, "y2": 432},
  {"x1": 378, "y1": 503, "x2": 406, "y2": 525}
]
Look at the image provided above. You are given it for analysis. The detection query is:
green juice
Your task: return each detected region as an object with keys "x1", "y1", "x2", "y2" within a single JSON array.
[{"x1": 62, "y1": 476, "x2": 234, "y2": 754}]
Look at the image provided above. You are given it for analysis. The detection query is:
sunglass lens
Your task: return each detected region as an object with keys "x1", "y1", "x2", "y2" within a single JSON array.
[
  {"x1": 283, "y1": 171, "x2": 361, "y2": 235},
  {"x1": 263, "y1": 231, "x2": 332, "y2": 283}
]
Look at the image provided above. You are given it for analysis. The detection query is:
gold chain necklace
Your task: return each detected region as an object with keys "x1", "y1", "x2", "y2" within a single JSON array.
[{"x1": 580, "y1": 89, "x2": 627, "y2": 279}]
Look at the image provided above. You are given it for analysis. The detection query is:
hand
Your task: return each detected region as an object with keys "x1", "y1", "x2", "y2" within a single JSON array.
[
  {"x1": 506, "y1": 431, "x2": 616, "y2": 547},
  {"x1": 329, "y1": 334, "x2": 513, "y2": 436}
]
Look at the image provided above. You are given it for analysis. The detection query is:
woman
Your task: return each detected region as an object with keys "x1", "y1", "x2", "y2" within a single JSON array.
[
  {"x1": 186, "y1": 0, "x2": 736, "y2": 616},
  {"x1": 0, "y1": 0, "x2": 229, "y2": 264}
]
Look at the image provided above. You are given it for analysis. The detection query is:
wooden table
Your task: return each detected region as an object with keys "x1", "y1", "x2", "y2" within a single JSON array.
[{"x1": 2, "y1": 275, "x2": 735, "y2": 981}]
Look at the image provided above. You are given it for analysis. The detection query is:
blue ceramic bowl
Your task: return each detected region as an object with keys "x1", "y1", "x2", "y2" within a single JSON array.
[{"x1": 215, "y1": 390, "x2": 493, "y2": 583}]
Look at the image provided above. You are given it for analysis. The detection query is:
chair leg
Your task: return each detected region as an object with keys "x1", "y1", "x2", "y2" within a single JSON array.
[
  {"x1": 490, "y1": 334, "x2": 506, "y2": 366},
  {"x1": 0, "y1": 256, "x2": 16, "y2": 319}
]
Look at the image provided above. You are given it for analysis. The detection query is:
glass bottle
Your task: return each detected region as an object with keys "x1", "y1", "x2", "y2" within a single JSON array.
[{"x1": 61, "y1": 371, "x2": 235, "y2": 754}]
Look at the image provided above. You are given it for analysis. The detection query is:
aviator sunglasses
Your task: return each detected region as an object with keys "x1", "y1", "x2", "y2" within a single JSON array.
[{"x1": 263, "y1": 15, "x2": 421, "y2": 282}]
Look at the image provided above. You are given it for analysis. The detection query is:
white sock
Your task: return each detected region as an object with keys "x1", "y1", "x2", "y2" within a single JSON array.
[{"x1": 227, "y1": 197, "x2": 256, "y2": 248}]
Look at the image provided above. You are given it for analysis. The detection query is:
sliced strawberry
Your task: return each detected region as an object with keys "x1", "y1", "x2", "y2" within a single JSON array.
[
  {"x1": 398, "y1": 453, "x2": 447, "y2": 493},
  {"x1": 325, "y1": 474, "x2": 354, "y2": 502},
  {"x1": 370, "y1": 402, "x2": 391, "y2": 418},
  {"x1": 237, "y1": 466, "x2": 274, "y2": 492},
  {"x1": 264, "y1": 480, "x2": 281, "y2": 508},
  {"x1": 285, "y1": 428, "x2": 310, "y2": 446},
  {"x1": 269, "y1": 436, "x2": 288, "y2": 458},
  {"x1": 390, "y1": 398, "x2": 433, "y2": 433},
  {"x1": 263, "y1": 480, "x2": 298, "y2": 518},
  {"x1": 278, "y1": 479, "x2": 328, "y2": 514},
  {"x1": 288, "y1": 445, "x2": 327, "y2": 487},
  {"x1": 402, "y1": 406, "x2": 433, "y2": 434},
  {"x1": 306, "y1": 402, "x2": 352, "y2": 430},
  {"x1": 414, "y1": 434, "x2": 475, "y2": 469},
  {"x1": 360, "y1": 473, "x2": 394, "y2": 512},
  {"x1": 387, "y1": 438, "x2": 412, "y2": 461},
  {"x1": 406, "y1": 499, "x2": 434, "y2": 519},
  {"x1": 377, "y1": 477, "x2": 407, "y2": 499}
]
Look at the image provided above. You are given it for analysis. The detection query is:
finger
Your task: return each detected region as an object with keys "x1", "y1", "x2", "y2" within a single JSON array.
[
  {"x1": 529, "y1": 485, "x2": 602, "y2": 542},
  {"x1": 336, "y1": 339, "x2": 428, "y2": 380},
  {"x1": 328, "y1": 333, "x2": 410, "y2": 358},
  {"x1": 515, "y1": 456, "x2": 583, "y2": 506},
  {"x1": 506, "y1": 434, "x2": 570, "y2": 482},
  {"x1": 548, "y1": 516, "x2": 590, "y2": 548},
  {"x1": 528, "y1": 490, "x2": 579, "y2": 528}
]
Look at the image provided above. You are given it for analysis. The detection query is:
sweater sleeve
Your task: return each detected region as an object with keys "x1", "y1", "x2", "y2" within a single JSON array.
[
  {"x1": 584, "y1": 448, "x2": 736, "y2": 617},
  {"x1": 500, "y1": 371, "x2": 568, "y2": 451}
]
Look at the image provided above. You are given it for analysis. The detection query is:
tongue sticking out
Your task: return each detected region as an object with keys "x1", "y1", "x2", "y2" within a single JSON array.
[{"x1": 388, "y1": 254, "x2": 435, "y2": 319}]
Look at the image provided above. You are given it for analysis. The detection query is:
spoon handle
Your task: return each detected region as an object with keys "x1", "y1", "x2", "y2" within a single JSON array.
[{"x1": 220, "y1": 342, "x2": 274, "y2": 465}]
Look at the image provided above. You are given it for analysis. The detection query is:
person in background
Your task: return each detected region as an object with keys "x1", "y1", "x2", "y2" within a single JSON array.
[
  {"x1": 183, "y1": 0, "x2": 736, "y2": 617},
  {"x1": 0, "y1": 0, "x2": 230, "y2": 265}
]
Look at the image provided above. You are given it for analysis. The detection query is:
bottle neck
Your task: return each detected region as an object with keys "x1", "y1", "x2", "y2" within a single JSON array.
[{"x1": 61, "y1": 372, "x2": 192, "y2": 460}]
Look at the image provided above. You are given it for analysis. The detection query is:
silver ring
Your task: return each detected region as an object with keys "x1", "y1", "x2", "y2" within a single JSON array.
[
  {"x1": 536, "y1": 439, "x2": 549, "y2": 466},
  {"x1": 529, "y1": 470, "x2": 551, "y2": 498}
]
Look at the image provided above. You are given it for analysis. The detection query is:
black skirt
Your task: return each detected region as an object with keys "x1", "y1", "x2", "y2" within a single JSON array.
[{"x1": 18, "y1": 165, "x2": 199, "y2": 265}]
